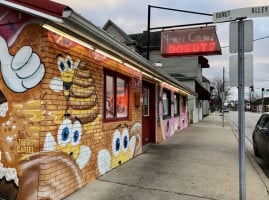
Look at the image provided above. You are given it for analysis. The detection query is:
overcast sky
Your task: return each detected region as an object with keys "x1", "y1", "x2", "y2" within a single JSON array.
[{"x1": 54, "y1": 0, "x2": 269, "y2": 100}]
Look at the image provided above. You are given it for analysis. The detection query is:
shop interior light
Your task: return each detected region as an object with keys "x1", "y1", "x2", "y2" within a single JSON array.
[
  {"x1": 95, "y1": 49, "x2": 122, "y2": 63},
  {"x1": 42, "y1": 24, "x2": 94, "y2": 50},
  {"x1": 180, "y1": 90, "x2": 190, "y2": 96},
  {"x1": 161, "y1": 81, "x2": 190, "y2": 96},
  {"x1": 153, "y1": 77, "x2": 163, "y2": 83},
  {"x1": 124, "y1": 63, "x2": 141, "y2": 72},
  {"x1": 142, "y1": 71, "x2": 154, "y2": 79}
]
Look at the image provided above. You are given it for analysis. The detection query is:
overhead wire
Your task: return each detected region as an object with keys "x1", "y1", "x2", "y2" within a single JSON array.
[{"x1": 221, "y1": 35, "x2": 269, "y2": 49}]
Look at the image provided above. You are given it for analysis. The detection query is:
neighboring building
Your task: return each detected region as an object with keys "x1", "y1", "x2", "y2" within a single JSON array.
[
  {"x1": 251, "y1": 97, "x2": 269, "y2": 112},
  {"x1": 0, "y1": 1, "x2": 196, "y2": 200},
  {"x1": 202, "y1": 76, "x2": 211, "y2": 117},
  {"x1": 127, "y1": 31, "x2": 211, "y2": 123},
  {"x1": 103, "y1": 19, "x2": 195, "y2": 137}
]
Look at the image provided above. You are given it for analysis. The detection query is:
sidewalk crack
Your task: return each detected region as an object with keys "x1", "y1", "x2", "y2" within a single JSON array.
[{"x1": 98, "y1": 179, "x2": 220, "y2": 200}]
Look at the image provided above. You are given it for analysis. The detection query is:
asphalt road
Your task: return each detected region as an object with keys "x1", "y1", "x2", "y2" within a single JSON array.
[
  {"x1": 224, "y1": 111, "x2": 262, "y2": 144},
  {"x1": 225, "y1": 111, "x2": 269, "y2": 179}
]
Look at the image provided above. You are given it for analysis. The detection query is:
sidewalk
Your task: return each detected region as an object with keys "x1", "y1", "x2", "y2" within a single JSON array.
[{"x1": 64, "y1": 113, "x2": 269, "y2": 200}]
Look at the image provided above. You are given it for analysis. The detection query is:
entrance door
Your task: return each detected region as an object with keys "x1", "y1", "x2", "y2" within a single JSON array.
[{"x1": 142, "y1": 80, "x2": 155, "y2": 145}]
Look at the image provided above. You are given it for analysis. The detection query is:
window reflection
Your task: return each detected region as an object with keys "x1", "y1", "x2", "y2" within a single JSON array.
[
  {"x1": 174, "y1": 93, "x2": 179, "y2": 115},
  {"x1": 162, "y1": 89, "x2": 171, "y2": 117},
  {"x1": 104, "y1": 71, "x2": 129, "y2": 121},
  {"x1": 116, "y1": 78, "x2": 128, "y2": 118},
  {"x1": 143, "y1": 88, "x2": 149, "y2": 116},
  {"x1": 163, "y1": 92, "x2": 168, "y2": 116},
  {"x1": 106, "y1": 75, "x2": 114, "y2": 118}
]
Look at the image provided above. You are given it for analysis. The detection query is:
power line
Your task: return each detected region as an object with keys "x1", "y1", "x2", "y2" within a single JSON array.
[
  {"x1": 253, "y1": 35, "x2": 269, "y2": 41},
  {"x1": 221, "y1": 35, "x2": 269, "y2": 49}
]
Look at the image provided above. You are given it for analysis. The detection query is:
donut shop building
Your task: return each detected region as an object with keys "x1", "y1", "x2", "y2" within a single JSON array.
[{"x1": 0, "y1": 0, "x2": 196, "y2": 199}]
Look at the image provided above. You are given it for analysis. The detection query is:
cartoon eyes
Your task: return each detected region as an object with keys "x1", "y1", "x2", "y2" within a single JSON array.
[
  {"x1": 72, "y1": 121, "x2": 82, "y2": 146},
  {"x1": 61, "y1": 126, "x2": 70, "y2": 143},
  {"x1": 57, "y1": 55, "x2": 73, "y2": 72},
  {"x1": 58, "y1": 119, "x2": 82, "y2": 147},
  {"x1": 122, "y1": 129, "x2": 129, "y2": 153},
  {"x1": 112, "y1": 128, "x2": 129, "y2": 156}
]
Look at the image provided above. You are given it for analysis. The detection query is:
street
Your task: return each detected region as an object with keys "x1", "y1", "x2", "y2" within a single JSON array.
[
  {"x1": 225, "y1": 111, "x2": 269, "y2": 181},
  {"x1": 225, "y1": 111, "x2": 262, "y2": 144}
]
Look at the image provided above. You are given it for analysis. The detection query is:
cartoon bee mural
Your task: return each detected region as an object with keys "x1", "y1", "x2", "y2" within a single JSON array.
[
  {"x1": 50, "y1": 54, "x2": 98, "y2": 124},
  {"x1": 97, "y1": 122, "x2": 142, "y2": 175},
  {"x1": 44, "y1": 54, "x2": 99, "y2": 170}
]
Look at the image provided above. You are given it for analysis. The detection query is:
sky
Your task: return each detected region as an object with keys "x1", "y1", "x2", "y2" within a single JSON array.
[{"x1": 54, "y1": 0, "x2": 269, "y2": 100}]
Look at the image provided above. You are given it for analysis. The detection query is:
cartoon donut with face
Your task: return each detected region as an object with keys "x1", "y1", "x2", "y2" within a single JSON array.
[{"x1": 97, "y1": 122, "x2": 142, "y2": 175}]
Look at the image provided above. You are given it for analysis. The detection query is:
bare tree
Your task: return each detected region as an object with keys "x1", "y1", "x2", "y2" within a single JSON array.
[{"x1": 211, "y1": 75, "x2": 231, "y2": 110}]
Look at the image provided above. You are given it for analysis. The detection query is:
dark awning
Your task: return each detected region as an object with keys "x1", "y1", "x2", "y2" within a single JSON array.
[
  {"x1": 198, "y1": 56, "x2": 210, "y2": 68},
  {"x1": 195, "y1": 81, "x2": 210, "y2": 100}
]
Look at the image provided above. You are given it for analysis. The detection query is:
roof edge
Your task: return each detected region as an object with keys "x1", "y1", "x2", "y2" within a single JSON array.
[
  {"x1": 0, "y1": 0, "x2": 63, "y2": 22},
  {"x1": 60, "y1": 10, "x2": 196, "y2": 96}
]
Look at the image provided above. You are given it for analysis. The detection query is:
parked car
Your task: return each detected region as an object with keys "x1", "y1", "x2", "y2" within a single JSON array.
[
  {"x1": 223, "y1": 107, "x2": 229, "y2": 112},
  {"x1": 252, "y1": 113, "x2": 269, "y2": 163}
]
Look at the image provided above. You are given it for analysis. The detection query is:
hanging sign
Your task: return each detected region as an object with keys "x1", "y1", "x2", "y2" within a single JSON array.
[{"x1": 160, "y1": 26, "x2": 222, "y2": 57}]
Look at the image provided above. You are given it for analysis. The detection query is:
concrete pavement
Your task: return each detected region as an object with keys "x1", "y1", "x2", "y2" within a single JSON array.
[{"x1": 64, "y1": 112, "x2": 269, "y2": 200}]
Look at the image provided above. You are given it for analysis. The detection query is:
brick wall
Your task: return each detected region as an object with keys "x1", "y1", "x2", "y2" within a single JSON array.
[{"x1": 0, "y1": 20, "x2": 142, "y2": 200}]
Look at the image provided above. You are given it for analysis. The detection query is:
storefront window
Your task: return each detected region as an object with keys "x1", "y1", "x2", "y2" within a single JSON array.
[
  {"x1": 104, "y1": 70, "x2": 129, "y2": 121},
  {"x1": 183, "y1": 96, "x2": 187, "y2": 106},
  {"x1": 106, "y1": 75, "x2": 114, "y2": 119},
  {"x1": 174, "y1": 93, "x2": 180, "y2": 116},
  {"x1": 116, "y1": 78, "x2": 128, "y2": 118},
  {"x1": 143, "y1": 88, "x2": 149, "y2": 116},
  {"x1": 162, "y1": 89, "x2": 171, "y2": 118}
]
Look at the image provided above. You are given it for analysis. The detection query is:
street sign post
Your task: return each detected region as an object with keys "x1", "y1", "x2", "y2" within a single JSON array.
[
  {"x1": 212, "y1": 5, "x2": 269, "y2": 200},
  {"x1": 237, "y1": 19, "x2": 246, "y2": 200}
]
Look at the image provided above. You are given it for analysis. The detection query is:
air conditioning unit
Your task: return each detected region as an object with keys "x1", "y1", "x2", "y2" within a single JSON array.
[{"x1": 154, "y1": 63, "x2": 162, "y2": 68}]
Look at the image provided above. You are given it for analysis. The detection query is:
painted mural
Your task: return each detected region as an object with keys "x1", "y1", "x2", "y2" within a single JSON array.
[
  {"x1": 98, "y1": 122, "x2": 142, "y2": 175},
  {"x1": 158, "y1": 85, "x2": 188, "y2": 142},
  {"x1": 0, "y1": 7, "x2": 142, "y2": 200},
  {"x1": 0, "y1": 21, "x2": 98, "y2": 198}
]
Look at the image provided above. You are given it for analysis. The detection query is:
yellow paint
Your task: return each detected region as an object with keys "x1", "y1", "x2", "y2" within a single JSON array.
[
  {"x1": 111, "y1": 148, "x2": 130, "y2": 168},
  {"x1": 60, "y1": 69, "x2": 75, "y2": 84},
  {"x1": 67, "y1": 104, "x2": 98, "y2": 115},
  {"x1": 56, "y1": 142, "x2": 80, "y2": 159},
  {"x1": 16, "y1": 139, "x2": 35, "y2": 158},
  {"x1": 13, "y1": 100, "x2": 41, "y2": 121}
]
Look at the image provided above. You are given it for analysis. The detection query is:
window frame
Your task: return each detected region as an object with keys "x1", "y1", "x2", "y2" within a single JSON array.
[
  {"x1": 143, "y1": 88, "x2": 150, "y2": 117},
  {"x1": 104, "y1": 70, "x2": 129, "y2": 122},
  {"x1": 162, "y1": 89, "x2": 171, "y2": 119},
  {"x1": 183, "y1": 96, "x2": 187, "y2": 107},
  {"x1": 174, "y1": 93, "x2": 180, "y2": 116}
]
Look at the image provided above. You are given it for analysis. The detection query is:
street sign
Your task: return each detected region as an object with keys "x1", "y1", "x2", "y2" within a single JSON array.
[
  {"x1": 213, "y1": 6, "x2": 269, "y2": 200},
  {"x1": 229, "y1": 54, "x2": 253, "y2": 87},
  {"x1": 213, "y1": 5, "x2": 269, "y2": 23},
  {"x1": 229, "y1": 20, "x2": 253, "y2": 53}
]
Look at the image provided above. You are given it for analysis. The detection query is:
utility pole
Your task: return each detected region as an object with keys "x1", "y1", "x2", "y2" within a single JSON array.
[
  {"x1": 222, "y1": 67, "x2": 224, "y2": 127},
  {"x1": 250, "y1": 86, "x2": 253, "y2": 111},
  {"x1": 262, "y1": 88, "x2": 264, "y2": 113},
  {"x1": 146, "y1": 5, "x2": 151, "y2": 60}
]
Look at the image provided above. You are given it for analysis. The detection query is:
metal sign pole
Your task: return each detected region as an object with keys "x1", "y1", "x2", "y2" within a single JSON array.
[
  {"x1": 222, "y1": 67, "x2": 225, "y2": 127},
  {"x1": 238, "y1": 18, "x2": 246, "y2": 200}
]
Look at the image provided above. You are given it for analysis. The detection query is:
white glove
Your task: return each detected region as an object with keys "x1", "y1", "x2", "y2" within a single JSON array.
[{"x1": 0, "y1": 36, "x2": 45, "y2": 92}]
